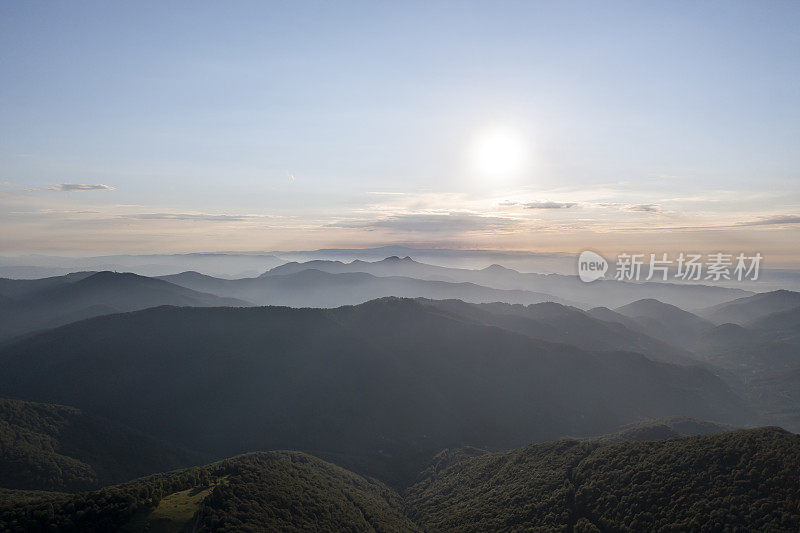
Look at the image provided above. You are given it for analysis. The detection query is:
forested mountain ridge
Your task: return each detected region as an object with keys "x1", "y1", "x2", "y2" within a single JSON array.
[
  {"x1": 0, "y1": 299, "x2": 755, "y2": 486},
  {"x1": 1, "y1": 451, "x2": 418, "y2": 533},
  {"x1": 588, "y1": 415, "x2": 736, "y2": 443},
  {"x1": 2, "y1": 428, "x2": 798, "y2": 532},
  {"x1": 0, "y1": 398, "x2": 206, "y2": 492},
  {"x1": 406, "y1": 427, "x2": 800, "y2": 531}
]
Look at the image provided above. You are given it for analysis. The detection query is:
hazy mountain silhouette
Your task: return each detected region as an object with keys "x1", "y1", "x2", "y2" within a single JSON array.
[
  {"x1": 614, "y1": 298, "x2": 714, "y2": 347},
  {"x1": 424, "y1": 299, "x2": 698, "y2": 365},
  {"x1": 747, "y1": 305, "x2": 800, "y2": 333},
  {"x1": 0, "y1": 272, "x2": 95, "y2": 299},
  {"x1": 699, "y1": 289, "x2": 800, "y2": 325},
  {"x1": 159, "y1": 256, "x2": 752, "y2": 310},
  {"x1": 262, "y1": 255, "x2": 454, "y2": 279},
  {"x1": 685, "y1": 306, "x2": 800, "y2": 434},
  {"x1": 0, "y1": 299, "x2": 754, "y2": 486},
  {"x1": 689, "y1": 322, "x2": 758, "y2": 352},
  {"x1": 161, "y1": 268, "x2": 566, "y2": 307},
  {"x1": 0, "y1": 253, "x2": 287, "y2": 279},
  {"x1": 259, "y1": 256, "x2": 751, "y2": 309},
  {"x1": 0, "y1": 271, "x2": 249, "y2": 341}
]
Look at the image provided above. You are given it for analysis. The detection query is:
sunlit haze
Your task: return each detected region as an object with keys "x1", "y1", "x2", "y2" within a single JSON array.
[{"x1": 1, "y1": 1, "x2": 799, "y2": 265}]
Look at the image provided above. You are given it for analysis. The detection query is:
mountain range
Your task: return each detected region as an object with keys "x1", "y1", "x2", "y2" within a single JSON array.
[
  {"x1": 0, "y1": 271, "x2": 248, "y2": 341},
  {"x1": 0, "y1": 256, "x2": 798, "y2": 531},
  {"x1": 251, "y1": 256, "x2": 751, "y2": 309},
  {"x1": 161, "y1": 267, "x2": 565, "y2": 308},
  {"x1": 0, "y1": 298, "x2": 756, "y2": 486}
]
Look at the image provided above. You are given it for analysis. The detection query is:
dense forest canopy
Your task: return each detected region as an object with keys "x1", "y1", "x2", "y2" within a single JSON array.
[{"x1": 2, "y1": 428, "x2": 798, "y2": 532}]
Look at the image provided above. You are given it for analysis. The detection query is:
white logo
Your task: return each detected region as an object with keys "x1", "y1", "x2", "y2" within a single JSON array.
[{"x1": 578, "y1": 251, "x2": 608, "y2": 282}]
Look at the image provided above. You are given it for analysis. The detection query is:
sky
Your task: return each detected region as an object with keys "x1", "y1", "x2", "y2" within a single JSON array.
[{"x1": 1, "y1": 1, "x2": 799, "y2": 265}]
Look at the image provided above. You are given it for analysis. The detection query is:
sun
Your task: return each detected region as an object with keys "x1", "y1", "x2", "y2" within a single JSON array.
[{"x1": 471, "y1": 127, "x2": 528, "y2": 177}]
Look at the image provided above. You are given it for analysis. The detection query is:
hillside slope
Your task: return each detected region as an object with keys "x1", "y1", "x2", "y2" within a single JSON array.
[
  {"x1": 700, "y1": 289, "x2": 800, "y2": 325},
  {"x1": 0, "y1": 271, "x2": 249, "y2": 340},
  {"x1": 615, "y1": 298, "x2": 713, "y2": 347},
  {"x1": 1, "y1": 451, "x2": 417, "y2": 532},
  {"x1": 0, "y1": 299, "x2": 754, "y2": 486},
  {"x1": 426, "y1": 299, "x2": 697, "y2": 365},
  {"x1": 593, "y1": 416, "x2": 735, "y2": 443},
  {"x1": 0, "y1": 398, "x2": 205, "y2": 492},
  {"x1": 3, "y1": 428, "x2": 798, "y2": 532},
  {"x1": 407, "y1": 427, "x2": 800, "y2": 531}
]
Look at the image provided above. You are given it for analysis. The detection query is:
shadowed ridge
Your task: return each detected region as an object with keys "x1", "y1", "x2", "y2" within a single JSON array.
[
  {"x1": 700, "y1": 289, "x2": 800, "y2": 325},
  {"x1": 0, "y1": 271, "x2": 251, "y2": 341},
  {"x1": 0, "y1": 298, "x2": 754, "y2": 488}
]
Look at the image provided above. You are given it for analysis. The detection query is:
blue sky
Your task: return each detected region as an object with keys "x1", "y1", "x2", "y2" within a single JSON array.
[{"x1": 1, "y1": 1, "x2": 799, "y2": 263}]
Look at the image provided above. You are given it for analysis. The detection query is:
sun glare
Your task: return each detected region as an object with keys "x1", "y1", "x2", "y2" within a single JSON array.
[{"x1": 472, "y1": 127, "x2": 528, "y2": 177}]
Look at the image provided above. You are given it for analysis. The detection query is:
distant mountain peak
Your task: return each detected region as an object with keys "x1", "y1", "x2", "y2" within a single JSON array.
[
  {"x1": 700, "y1": 288, "x2": 800, "y2": 325},
  {"x1": 80, "y1": 270, "x2": 149, "y2": 284},
  {"x1": 617, "y1": 298, "x2": 687, "y2": 314},
  {"x1": 624, "y1": 298, "x2": 668, "y2": 307},
  {"x1": 381, "y1": 255, "x2": 415, "y2": 263},
  {"x1": 482, "y1": 264, "x2": 514, "y2": 273},
  {"x1": 86, "y1": 270, "x2": 132, "y2": 278}
]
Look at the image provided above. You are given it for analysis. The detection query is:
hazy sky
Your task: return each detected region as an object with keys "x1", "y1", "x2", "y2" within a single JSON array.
[{"x1": 1, "y1": 1, "x2": 799, "y2": 264}]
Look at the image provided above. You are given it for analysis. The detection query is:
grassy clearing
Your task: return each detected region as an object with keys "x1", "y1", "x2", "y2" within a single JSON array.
[{"x1": 121, "y1": 477, "x2": 226, "y2": 533}]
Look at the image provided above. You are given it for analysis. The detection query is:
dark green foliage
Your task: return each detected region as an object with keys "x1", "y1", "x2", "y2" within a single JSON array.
[
  {"x1": 0, "y1": 461, "x2": 220, "y2": 532},
  {"x1": 407, "y1": 439, "x2": 595, "y2": 530},
  {"x1": 0, "y1": 488, "x2": 68, "y2": 511},
  {"x1": 406, "y1": 427, "x2": 800, "y2": 532},
  {"x1": 197, "y1": 452, "x2": 418, "y2": 532},
  {"x1": 0, "y1": 452, "x2": 415, "y2": 533},
  {"x1": 574, "y1": 428, "x2": 800, "y2": 531},
  {"x1": 3, "y1": 429, "x2": 798, "y2": 531},
  {"x1": 0, "y1": 398, "x2": 206, "y2": 492}
]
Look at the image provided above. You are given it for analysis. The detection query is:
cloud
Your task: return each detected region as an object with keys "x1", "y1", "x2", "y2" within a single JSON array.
[
  {"x1": 499, "y1": 200, "x2": 577, "y2": 209},
  {"x1": 739, "y1": 214, "x2": 800, "y2": 226},
  {"x1": 524, "y1": 201, "x2": 577, "y2": 209},
  {"x1": 49, "y1": 183, "x2": 115, "y2": 192},
  {"x1": 626, "y1": 203, "x2": 663, "y2": 214},
  {"x1": 328, "y1": 212, "x2": 519, "y2": 233},
  {"x1": 122, "y1": 213, "x2": 253, "y2": 222}
]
